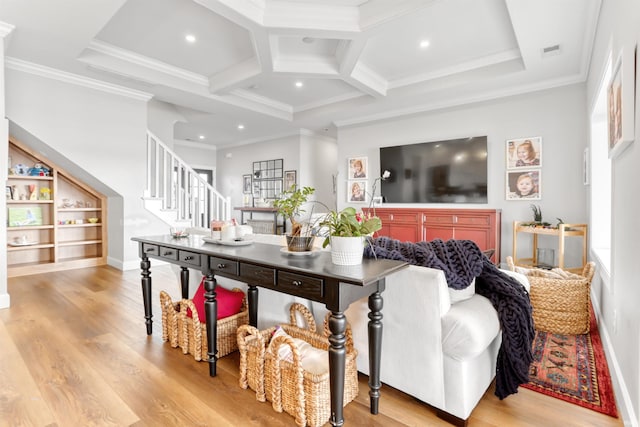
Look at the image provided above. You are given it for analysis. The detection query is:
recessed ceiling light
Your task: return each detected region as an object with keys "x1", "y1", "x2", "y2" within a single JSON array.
[
  {"x1": 237, "y1": 124, "x2": 245, "y2": 130},
  {"x1": 419, "y1": 39, "x2": 430, "y2": 49},
  {"x1": 295, "y1": 81, "x2": 304, "y2": 88},
  {"x1": 185, "y1": 34, "x2": 196, "y2": 43},
  {"x1": 198, "y1": 135, "x2": 205, "y2": 140}
]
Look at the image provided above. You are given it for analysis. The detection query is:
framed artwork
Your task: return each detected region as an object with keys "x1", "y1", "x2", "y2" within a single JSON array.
[
  {"x1": 348, "y1": 156, "x2": 368, "y2": 179},
  {"x1": 242, "y1": 174, "x2": 252, "y2": 194},
  {"x1": 608, "y1": 46, "x2": 636, "y2": 159},
  {"x1": 506, "y1": 137, "x2": 542, "y2": 169},
  {"x1": 347, "y1": 180, "x2": 367, "y2": 203},
  {"x1": 506, "y1": 169, "x2": 541, "y2": 200},
  {"x1": 284, "y1": 170, "x2": 296, "y2": 190}
]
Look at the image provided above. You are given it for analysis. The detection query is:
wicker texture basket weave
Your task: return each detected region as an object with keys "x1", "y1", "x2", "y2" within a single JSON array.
[
  {"x1": 507, "y1": 257, "x2": 595, "y2": 334},
  {"x1": 237, "y1": 303, "x2": 358, "y2": 427},
  {"x1": 160, "y1": 288, "x2": 249, "y2": 361}
]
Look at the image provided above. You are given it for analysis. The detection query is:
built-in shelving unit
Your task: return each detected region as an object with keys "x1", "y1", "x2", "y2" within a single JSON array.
[{"x1": 7, "y1": 137, "x2": 108, "y2": 277}]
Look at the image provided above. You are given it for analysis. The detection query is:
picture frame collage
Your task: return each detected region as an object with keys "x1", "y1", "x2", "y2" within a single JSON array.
[
  {"x1": 505, "y1": 137, "x2": 542, "y2": 200},
  {"x1": 347, "y1": 157, "x2": 368, "y2": 203}
]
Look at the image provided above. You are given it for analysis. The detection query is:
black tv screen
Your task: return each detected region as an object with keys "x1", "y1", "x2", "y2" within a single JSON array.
[{"x1": 380, "y1": 136, "x2": 488, "y2": 203}]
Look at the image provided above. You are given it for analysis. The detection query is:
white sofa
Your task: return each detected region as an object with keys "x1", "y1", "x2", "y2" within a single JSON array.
[{"x1": 176, "y1": 231, "x2": 530, "y2": 425}]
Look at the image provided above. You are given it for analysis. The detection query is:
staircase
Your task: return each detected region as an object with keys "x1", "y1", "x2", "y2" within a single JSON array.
[{"x1": 143, "y1": 131, "x2": 230, "y2": 229}]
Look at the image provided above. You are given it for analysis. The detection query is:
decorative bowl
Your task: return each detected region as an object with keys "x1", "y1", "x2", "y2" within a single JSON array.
[{"x1": 87, "y1": 217, "x2": 99, "y2": 223}]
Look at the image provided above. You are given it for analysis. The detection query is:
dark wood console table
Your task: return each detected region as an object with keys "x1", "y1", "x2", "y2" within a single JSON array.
[{"x1": 131, "y1": 234, "x2": 407, "y2": 427}]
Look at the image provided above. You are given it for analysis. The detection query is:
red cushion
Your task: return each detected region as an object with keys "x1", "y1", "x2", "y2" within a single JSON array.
[{"x1": 187, "y1": 277, "x2": 244, "y2": 321}]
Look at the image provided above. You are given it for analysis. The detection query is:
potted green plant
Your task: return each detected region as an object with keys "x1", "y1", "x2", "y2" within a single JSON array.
[
  {"x1": 320, "y1": 207, "x2": 382, "y2": 265},
  {"x1": 272, "y1": 185, "x2": 317, "y2": 251}
]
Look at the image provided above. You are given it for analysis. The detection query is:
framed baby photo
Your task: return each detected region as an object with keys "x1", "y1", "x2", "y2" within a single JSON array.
[
  {"x1": 348, "y1": 157, "x2": 368, "y2": 179},
  {"x1": 506, "y1": 137, "x2": 542, "y2": 169},
  {"x1": 506, "y1": 169, "x2": 541, "y2": 200},
  {"x1": 347, "y1": 180, "x2": 367, "y2": 203}
]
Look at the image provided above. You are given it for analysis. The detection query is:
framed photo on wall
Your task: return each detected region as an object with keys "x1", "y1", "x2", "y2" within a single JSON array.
[
  {"x1": 348, "y1": 157, "x2": 368, "y2": 179},
  {"x1": 506, "y1": 169, "x2": 541, "y2": 200},
  {"x1": 608, "y1": 46, "x2": 636, "y2": 159},
  {"x1": 347, "y1": 180, "x2": 367, "y2": 203},
  {"x1": 506, "y1": 137, "x2": 542, "y2": 169},
  {"x1": 242, "y1": 174, "x2": 252, "y2": 194},
  {"x1": 284, "y1": 170, "x2": 296, "y2": 190}
]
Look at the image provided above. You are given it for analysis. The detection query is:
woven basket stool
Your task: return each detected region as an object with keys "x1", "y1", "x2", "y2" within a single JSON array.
[
  {"x1": 160, "y1": 288, "x2": 249, "y2": 361},
  {"x1": 507, "y1": 256, "x2": 595, "y2": 334},
  {"x1": 237, "y1": 303, "x2": 358, "y2": 427}
]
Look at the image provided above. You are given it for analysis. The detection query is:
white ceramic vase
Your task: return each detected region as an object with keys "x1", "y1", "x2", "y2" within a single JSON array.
[{"x1": 329, "y1": 236, "x2": 364, "y2": 265}]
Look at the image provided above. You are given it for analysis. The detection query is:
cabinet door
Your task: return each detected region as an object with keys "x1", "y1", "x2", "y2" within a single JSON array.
[
  {"x1": 454, "y1": 228, "x2": 490, "y2": 250},
  {"x1": 389, "y1": 224, "x2": 422, "y2": 242},
  {"x1": 424, "y1": 226, "x2": 454, "y2": 242}
]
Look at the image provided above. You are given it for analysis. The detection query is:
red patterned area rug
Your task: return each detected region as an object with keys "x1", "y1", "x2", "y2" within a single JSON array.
[{"x1": 522, "y1": 309, "x2": 618, "y2": 418}]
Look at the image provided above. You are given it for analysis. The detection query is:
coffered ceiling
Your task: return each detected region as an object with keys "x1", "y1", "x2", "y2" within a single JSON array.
[{"x1": 0, "y1": 0, "x2": 601, "y2": 147}]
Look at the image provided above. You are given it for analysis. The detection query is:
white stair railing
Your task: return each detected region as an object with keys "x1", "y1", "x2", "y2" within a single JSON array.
[{"x1": 144, "y1": 131, "x2": 230, "y2": 228}]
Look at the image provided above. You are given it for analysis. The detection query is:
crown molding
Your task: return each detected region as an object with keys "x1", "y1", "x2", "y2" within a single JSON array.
[
  {"x1": 174, "y1": 138, "x2": 219, "y2": 151},
  {"x1": 5, "y1": 57, "x2": 153, "y2": 101},
  {"x1": 0, "y1": 21, "x2": 15, "y2": 38},
  {"x1": 86, "y1": 40, "x2": 209, "y2": 86}
]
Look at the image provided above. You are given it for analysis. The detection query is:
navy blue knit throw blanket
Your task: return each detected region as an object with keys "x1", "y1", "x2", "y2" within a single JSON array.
[{"x1": 364, "y1": 237, "x2": 534, "y2": 399}]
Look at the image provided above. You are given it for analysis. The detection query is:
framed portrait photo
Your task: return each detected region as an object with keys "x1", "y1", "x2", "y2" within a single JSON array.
[
  {"x1": 347, "y1": 180, "x2": 367, "y2": 203},
  {"x1": 506, "y1": 137, "x2": 542, "y2": 169},
  {"x1": 348, "y1": 157, "x2": 368, "y2": 179},
  {"x1": 284, "y1": 170, "x2": 296, "y2": 191},
  {"x1": 506, "y1": 169, "x2": 541, "y2": 200},
  {"x1": 608, "y1": 46, "x2": 636, "y2": 159},
  {"x1": 242, "y1": 174, "x2": 252, "y2": 194}
]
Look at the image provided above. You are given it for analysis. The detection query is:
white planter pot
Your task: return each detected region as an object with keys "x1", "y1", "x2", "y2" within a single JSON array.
[{"x1": 329, "y1": 236, "x2": 364, "y2": 265}]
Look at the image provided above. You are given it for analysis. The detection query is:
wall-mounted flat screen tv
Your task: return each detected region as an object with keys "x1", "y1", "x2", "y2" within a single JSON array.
[{"x1": 380, "y1": 136, "x2": 488, "y2": 203}]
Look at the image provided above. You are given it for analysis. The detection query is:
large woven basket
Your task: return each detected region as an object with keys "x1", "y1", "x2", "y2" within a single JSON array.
[
  {"x1": 160, "y1": 288, "x2": 249, "y2": 361},
  {"x1": 507, "y1": 257, "x2": 595, "y2": 334},
  {"x1": 237, "y1": 303, "x2": 358, "y2": 427}
]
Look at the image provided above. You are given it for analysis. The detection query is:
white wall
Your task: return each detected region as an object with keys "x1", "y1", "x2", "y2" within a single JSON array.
[
  {"x1": 5, "y1": 69, "x2": 167, "y2": 270},
  {"x1": 586, "y1": 1, "x2": 640, "y2": 425},
  {"x1": 0, "y1": 28, "x2": 9, "y2": 308},
  {"x1": 338, "y1": 84, "x2": 588, "y2": 267}
]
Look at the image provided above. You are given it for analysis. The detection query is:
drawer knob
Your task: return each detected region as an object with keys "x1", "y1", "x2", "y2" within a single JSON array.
[
  {"x1": 184, "y1": 255, "x2": 193, "y2": 261},
  {"x1": 145, "y1": 248, "x2": 154, "y2": 253},
  {"x1": 217, "y1": 263, "x2": 226, "y2": 269},
  {"x1": 163, "y1": 251, "x2": 173, "y2": 256},
  {"x1": 292, "y1": 280, "x2": 302, "y2": 287}
]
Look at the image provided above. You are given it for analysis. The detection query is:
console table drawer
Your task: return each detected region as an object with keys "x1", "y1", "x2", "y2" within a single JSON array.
[
  {"x1": 423, "y1": 215, "x2": 454, "y2": 225},
  {"x1": 142, "y1": 243, "x2": 158, "y2": 257},
  {"x1": 210, "y1": 256, "x2": 238, "y2": 275},
  {"x1": 240, "y1": 263, "x2": 276, "y2": 286},
  {"x1": 179, "y1": 250, "x2": 201, "y2": 267},
  {"x1": 277, "y1": 272, "x2": 324, "y2": 300},
  {"x1": 158, "y1": 246, "x2": 178, "y2": 261}
]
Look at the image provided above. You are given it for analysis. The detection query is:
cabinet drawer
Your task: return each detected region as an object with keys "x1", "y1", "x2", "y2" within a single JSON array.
[
  {"x1": 158, "y1": 246, "x2": 178, "y2": 261},
  {"x1": 209, "y1": 256, "x2": 238, "y2": 276},
  {"x1": 141, "y1": 243, "x2": 158, "y2": 257},
  {"x1": 423, "y1": 215, "x2": 455, "y2": 225},
  {"x1": 179, "y1": 250, "x2": 201, "y2": 267},
  {"x1": 455, "y1": 216, "x2": 490, "y2": 226},
  {"x1": 277, "y1": 271, "x2": 323, "y2": 300},
  {"x1": 240, "y1": 263, "x2": 276, "y2": 286}
]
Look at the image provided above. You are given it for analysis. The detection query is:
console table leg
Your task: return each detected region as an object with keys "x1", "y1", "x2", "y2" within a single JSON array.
[
  {"x1": 204, "y1": 274, "x2": 218, "y2": 377},
  {"x1": 328, "y1": 311, "x2": 347, "y2": 427},
  {"x1": 140, "y1": 255, "x2": 152, "y2": 335},
  {"x1": 180, "y1": 267, "x2": 189, "y2": 299},
  {"x1": 368, "y1": 291, "x2": 384, "y2": 414},
  {"x1": 248, "y1": 285, "x2": 258, "y2": 327}
]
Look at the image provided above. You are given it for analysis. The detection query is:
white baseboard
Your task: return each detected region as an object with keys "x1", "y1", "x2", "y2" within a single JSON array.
[{"x1": 0, "y1": 293, "x2": 10, "y2": 309}]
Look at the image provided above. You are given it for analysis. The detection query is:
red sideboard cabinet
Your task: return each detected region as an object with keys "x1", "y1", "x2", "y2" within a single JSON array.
[{"x1": 363, "y1": 208, "x2": 502, "y2": 263}]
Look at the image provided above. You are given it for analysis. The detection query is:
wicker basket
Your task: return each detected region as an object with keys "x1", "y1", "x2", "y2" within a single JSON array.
[
  {"x1": 246, "y1": 219, "x2": 276, "y2": 234},
  {"x1": 160, "y1": 288, "x2": 249, "y2": 361},
  {"x1": 506, "y1": 257, "x2": 595, "y2": 334},
  {"x1": 237, "y1": 303, "x2": 358, "y2": 427}
]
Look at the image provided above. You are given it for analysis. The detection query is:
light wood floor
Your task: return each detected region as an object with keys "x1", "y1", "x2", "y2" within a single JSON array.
[{"x1": 0, "y1": 265, "x2": 623, "y2": 427}]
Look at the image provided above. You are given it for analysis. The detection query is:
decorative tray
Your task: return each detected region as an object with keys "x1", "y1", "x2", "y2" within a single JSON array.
[
  {"x1": 280, "y1": 247, "x2": 321, "y2": 256},
  {"x1": 202, "y1": 236, "x2": 254, "y2": 246}
]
